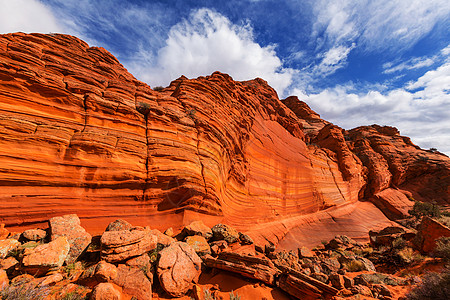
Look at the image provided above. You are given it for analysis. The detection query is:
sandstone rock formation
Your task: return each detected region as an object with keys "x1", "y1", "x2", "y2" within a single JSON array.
[
  {"x1": 0, "y1": 32, "x2": 449, "y2": 250},
  {"x1": 21, "y1": 236, "x2": 70, "y2": 275},
  {"x1": 157, "y1": 242, "x2": 202, "y2": 297},
  {"x1": 49, "y1": 214, "x2": 91, "y2": 263},
  {"x1": 100, "y1": 227, "x2": 157, "y2": 262},
  {"x1": 416, "y1": 216, "x2": 450, "y2": 253}
]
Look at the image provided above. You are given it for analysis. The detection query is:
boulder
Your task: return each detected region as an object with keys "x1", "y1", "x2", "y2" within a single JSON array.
[
  {"x1": 311, "y1": 272, "x2": 328, "y2": 283},
  {"x1": 164, "y1": 227, "x2": 174, "y2": 237},
  {"x1": 273, "y1": 250, "x2": 301, "y2": 272},
  {"x1": 204, "y1": 252, "x2": 278, "y2": 285},
  {"x1": 185, "y1": 235, "x2": 211, "y2": 256},
  {"x1": 210, "y1": 240, "x2": 228, "y2": 256},
  {"x1": 211, "y1": 224, "x2": 239, "y2": 243},
  {"x1": 101, "y1": 228, "x2": 146, "y2": 247},
  {"x1": 351, "y1": 285, "x2": 373, "y2": 297},
  {"x1": 149, "y1": 229, "x2": 175, "y2": 246},
  {"x1": 372, "y1": 284, "x2": 392, "y2": 298},
  {"x1": 343, "y1": 275, "x2": 354, "y2": 289},
  {"x1": 278, "y1": 273, "x2": 322, "y2": 300},
  {"x1": 91, "y1": 282, "x2": 121, "y2": 300},
  {"x1": 182, "y1": 220, "x2": 213, "y2": 240},
  {"x1": 157, "y1": 242, "x2": 202, "y2": 297},
  {"x1": 0, "y1": 256, "x2": 18, "y2": 271},
  {"x1": 94, "y1": 261, "x2": 118, "y2": 282},
  {"x1": 416, "y1": 216, "x2": 450, "y2": 253},
  {"x1": 369, "y1": 226, "x2": 406, "y2": 247},
  {"x1": 105, "y1": 219, "x2": 133, "y2": 232},
  {"x1": 298, "y1": 246, "x2": 315, "y2": 259},
  {"x1": 49, "y1": 214, "x2": 92, "y2": 264},
  {"x1": 126, "y1": 253, "x2": 153, "y2": 282},
  {"x1": 325, "y1": 235, "x2": 357, "y2": 250},
  {"x1": 275, "y1": 265, "x2": 339, "y2": 299},
  {"x1": 329, "y1": 273, "x2": 345, "y2": 289},
  {"x1": 321, "y1": 257, "x2": 341, "y2": 274},
  {"x1": 39, "y1": 273, "x2": 64, "y2": 286},
  {"x1": 0, "y1": 269, "x2": 8, "y2": 289},
  {"x1": 22, "y1": 236, "x2": 70, "y2": 275},
  {"x1": 113, "y1": 264, "x2": 152, "y2": 300},
  {"x1": 0, "y1": 239, "x2": 20, "y2": 259},
  {"x1": 101, "y1": 229, "x2": 157, "y2": 263},
  {"x1": 238, "y1": 232, "x2": 254, "y2": 245},
  {"x1": 22, "y1": 229, "x2": 47, "y2": 241}
]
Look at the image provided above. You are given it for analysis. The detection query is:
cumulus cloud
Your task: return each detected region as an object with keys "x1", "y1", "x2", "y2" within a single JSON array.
[
  {"x1": 128, "y1": 8, "x2": 295, "y2": 94},
  {"x1": 0, "y1": 0, "x2": 62, "y2": 33},
  {"x1": 292, "y1": 45, "x2": 450, "y2": 155}
]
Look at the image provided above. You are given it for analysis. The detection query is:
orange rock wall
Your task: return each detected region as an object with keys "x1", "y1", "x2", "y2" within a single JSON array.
[{"x1": 1, "y1": 33, "x2": 449, "y2": 243}]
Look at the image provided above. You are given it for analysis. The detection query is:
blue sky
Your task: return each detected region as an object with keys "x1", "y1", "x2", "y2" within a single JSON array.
[{"x1": 1, "y1": 0, "x2": 449, "y2": 154}]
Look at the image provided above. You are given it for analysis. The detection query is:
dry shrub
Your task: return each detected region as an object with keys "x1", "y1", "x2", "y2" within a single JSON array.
[
  {"x1": 406, "y1": 270, "x2": 450, "y2": 300},
  {"x1": 344, "y1": 260, "x2": 366, "y2": 272},
  {"x1": 435, "y1": 237, "x2": 450, "y2": 261}
]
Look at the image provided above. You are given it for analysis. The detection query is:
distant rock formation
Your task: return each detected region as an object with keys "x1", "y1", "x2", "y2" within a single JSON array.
[{"x1": 0, "y1": 33, "x2": 448, "y2": 248}]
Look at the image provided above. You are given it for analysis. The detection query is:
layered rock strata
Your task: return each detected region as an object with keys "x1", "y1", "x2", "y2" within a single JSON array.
[{"x1": 0, "y1": 33, "x2": 449, "y2": 247}]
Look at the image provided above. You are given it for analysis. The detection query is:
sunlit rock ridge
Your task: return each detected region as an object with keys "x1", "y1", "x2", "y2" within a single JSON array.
[{"x1": 0, "y1": 33, "x2": 448, "y2": 247}]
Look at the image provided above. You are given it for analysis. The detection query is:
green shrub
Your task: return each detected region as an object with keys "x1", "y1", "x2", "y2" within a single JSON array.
[
  {"x1": 136, "y1": 102, "x2": 151, "y2": 115},
  {"x1": 406, "y1": 270, "x2": 450, "y2": 300},
  {"x1": 153, "y1": 86, "x2": 164, "y2": 91},
  {"x1": 409, "y1": 201, "x2": 441, "y2": 218}
]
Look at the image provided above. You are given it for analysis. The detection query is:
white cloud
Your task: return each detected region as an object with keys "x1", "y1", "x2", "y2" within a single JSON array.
[
  {"x1": 312, "y1": 44, "x2": 355, "y2": 77},
  {"x1": 383, "y1": 57, "x2": 436, "y2": 74},
  {"x1": 292, "y1": 48, "x2": 450, "y2": 155},
  {"x1": 0, "y1": 0, "x2": 62, "y2": 34},
  {"x1": 128, "y1": 8, "x2": 295, "y2": 95},
  {"x1": 311, "y1": 0, "x2": 450, "y2": 52}
]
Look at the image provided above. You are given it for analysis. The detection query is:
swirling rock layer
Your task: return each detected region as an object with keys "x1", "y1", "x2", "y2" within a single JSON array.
[{"x1": 0, "y1": 33, "x2": 449, "y2": 247}]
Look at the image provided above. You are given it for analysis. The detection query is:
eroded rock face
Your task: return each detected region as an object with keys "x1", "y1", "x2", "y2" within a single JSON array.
[
  {"x1": 157, "y1": 242, "x2": 202, "y2": 297},
  {"x1": 0, "y1": 33, "x2": 449, "y2": 249}
]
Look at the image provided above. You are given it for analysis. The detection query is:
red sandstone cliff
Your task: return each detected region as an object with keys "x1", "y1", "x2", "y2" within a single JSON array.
[{"x1": 0, "y1": 33, "x2": 449, "y2": 248}]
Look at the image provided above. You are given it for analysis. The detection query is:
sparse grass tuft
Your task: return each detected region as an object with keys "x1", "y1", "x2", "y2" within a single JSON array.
[
  {"x1": 204, "y1": 288, "x2": 215, "y2": 300},
  {"x1": 0, "y1": 283, "x2": 49, "y2": 300},
  {"x1": 229, "y1": 290, "x2": 241, "y2": 300},
  {"x1": 344, "y1": 260, "x2": 366, "y2": 272},
  {"x1": 397, "y1": 247, "x2": 424, "y2": 264},
  {"x1": 61, "y1": 291, "x2": 87, "y2": 300},
  {"x1": 392, "y1": 237, "x2": 407, "y2": 249}
]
